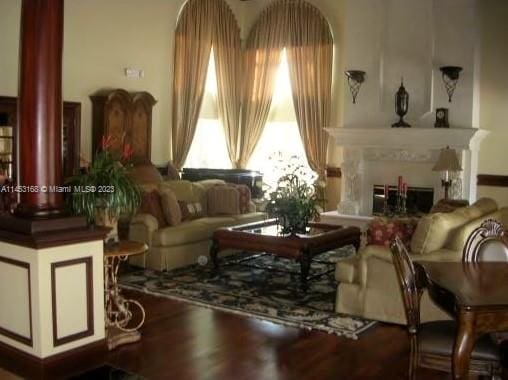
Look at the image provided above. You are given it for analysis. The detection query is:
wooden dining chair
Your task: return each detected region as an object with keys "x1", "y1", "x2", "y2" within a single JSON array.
[
  {"x1": 390, "y1": 237, "x2": 502, "y2": 379},
  {"x1": 462, "y1": 219, "x2": 508, "y2": 262}
]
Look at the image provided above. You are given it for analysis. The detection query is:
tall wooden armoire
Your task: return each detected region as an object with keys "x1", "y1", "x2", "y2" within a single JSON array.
[{"x1": 90, "y1": 89, "x2": 157, "y2": 162}]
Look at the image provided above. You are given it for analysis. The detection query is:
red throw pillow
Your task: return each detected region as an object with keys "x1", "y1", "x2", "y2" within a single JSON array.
[
  {"x1": 140, "y1": 190, "x2": 167, "y2": 227},
  {"x1": 367, "y1": 217, "x2": 418, "y2": 249}
]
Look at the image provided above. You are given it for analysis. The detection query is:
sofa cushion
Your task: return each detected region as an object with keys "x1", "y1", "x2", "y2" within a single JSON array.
[
  {"x1": 159, "y1": 180, "x2": 195, "y2": 202},
  {"x1": 160, "y1": 189, "x2": 182, "y2": 226},
  {"x1": 227, "y1": 183, "x2": 251, "y2": 214},
  {"x1": 231, "y1": 212, "x2": 266, "y2": 224},
  {"x1": 207, "y1": 186, "x2": 240, "y2": 215},
  {"x1": 410, "y1": 209, "x2": 471, "y2": 255},
  {"x1": 446, "y1": 209, "x2": 503, "y2": 252},
  {"x1": 194, "y1": 216, "x2": 236, "y2": 230},
  {"x1": 465, "y1": 197, "x2": 498, "y2": 220},
  {"x1": 152, "y1": 221, "x2": 211, "y2": 246},
  {"x1": 140, "y1": 190, "x2": 167, "y2": 228}
]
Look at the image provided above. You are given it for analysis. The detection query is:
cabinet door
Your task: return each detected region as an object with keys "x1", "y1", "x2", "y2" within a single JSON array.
[
  {"x1": 131, "y1": 92, "x2": 156, "y2": 161},
  {"x1": 103, "y1": 91, "x2": 131, "y2": 153}
]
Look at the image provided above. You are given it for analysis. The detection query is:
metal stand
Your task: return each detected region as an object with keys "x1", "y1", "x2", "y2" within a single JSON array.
[{"x1": 104, "y1": 248, "x2": 146, "y2": 350}]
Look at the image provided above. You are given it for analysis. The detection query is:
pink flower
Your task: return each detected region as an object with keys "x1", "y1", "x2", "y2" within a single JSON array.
[
  {"x1": 101, "y1": 135, "x2": 114, "y2": 151},
  {"x1": 121, "y1": 143, "x2": 134, "y2": 161}
]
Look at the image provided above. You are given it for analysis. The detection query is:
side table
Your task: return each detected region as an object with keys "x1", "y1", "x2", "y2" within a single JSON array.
[{"x1": 104, "y1": 240, "x2": 147, "y2": 350}]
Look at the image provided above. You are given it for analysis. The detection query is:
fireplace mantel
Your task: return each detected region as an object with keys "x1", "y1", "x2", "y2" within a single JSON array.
[
  {"x1": 325, "y1": 127, "x2": 488, "y2": 150},
  {"x1": 325, "y1": 127, "x2": 489, "y2": 215}
]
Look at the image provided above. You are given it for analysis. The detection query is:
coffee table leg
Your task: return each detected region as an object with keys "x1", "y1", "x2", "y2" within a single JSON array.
[
  {"x1": 300, "y1": 252, "x2": 311, "y2": 291},
  {"x1": 210, "y1": 239, "x2": 220, "y2": 270}
]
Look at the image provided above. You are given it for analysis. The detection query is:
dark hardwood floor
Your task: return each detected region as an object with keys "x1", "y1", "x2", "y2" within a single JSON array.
[{"x1": 1, "y1": 289, "x2": 498, "y2": 379}]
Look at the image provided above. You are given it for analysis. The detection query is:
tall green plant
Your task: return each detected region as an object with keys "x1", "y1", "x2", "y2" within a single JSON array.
[{"x1": 66, "y1": 135, "x2": 141, "y2": 223}]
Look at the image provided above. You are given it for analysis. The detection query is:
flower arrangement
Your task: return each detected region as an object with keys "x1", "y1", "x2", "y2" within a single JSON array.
[
  {"x1": 66, "y1": 135, "x2": 141, "y2": 234},
  {"x1": 265, "y1": 158, "x2": 322, "y2": 235}
]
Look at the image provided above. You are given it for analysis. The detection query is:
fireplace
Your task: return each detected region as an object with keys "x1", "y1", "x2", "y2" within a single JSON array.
[
  {"x1": 372, "y1": 185, "x2": 434, "y2": 216},
  {"x1": 326, "y1": 127, "x2": 489, "y2": 216}
]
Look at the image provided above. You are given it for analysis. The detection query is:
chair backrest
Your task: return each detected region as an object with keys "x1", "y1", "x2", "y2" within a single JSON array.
[
  {"x1": 390, "y1": 237, "x2": 423, "y2": 334},
  {"x1": 462, "y1": 219, "x2": 508, "y2": 262}
]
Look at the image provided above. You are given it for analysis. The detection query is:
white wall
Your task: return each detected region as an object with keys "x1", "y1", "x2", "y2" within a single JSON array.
[
  {"x1": 477, "y1": 0, "x2": 508, "y2": 205},
  {"x1": 341, "y1": 0, "x2": 479, "y2": 129}
]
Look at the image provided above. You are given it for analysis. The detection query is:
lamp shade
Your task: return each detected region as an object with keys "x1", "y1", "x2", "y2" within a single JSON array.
[{"x1": 432, "y1": 146, "x2": 462, "y2": 172}]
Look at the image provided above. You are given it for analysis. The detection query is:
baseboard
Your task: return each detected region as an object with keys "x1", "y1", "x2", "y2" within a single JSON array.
[{"x1": 0, "y1": 338, "x2": 107, "y2": 379}]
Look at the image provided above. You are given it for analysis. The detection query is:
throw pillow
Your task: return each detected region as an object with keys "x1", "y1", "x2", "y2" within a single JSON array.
[
  {"x1": 128, "y1": 163, "x2": 163, "y2": 184},
  {"x1": 166, "y1": 160, "x2": 180, "y2": 180},
  {"x1": 178, "y1": 201, "x2": 204, "y2": 221},
  {"x1": 207, "y1": 186, "x2": 240, "y2": 216},
  {"x1": 140, "y1": 190, "x2": 167, "y2": 227},
  {"x1": 227, "y1": 183, "x2": 251, "y2": 214},
  {"x1": 367, "y1": 217, "x2": 418, "y2": 249},
  {"x1": 160, "y1": 189, "x2": 182, "y2": 226}
]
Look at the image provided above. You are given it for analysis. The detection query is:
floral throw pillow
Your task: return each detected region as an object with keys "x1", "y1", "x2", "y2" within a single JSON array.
[
  {"x1": 178, "y1": 201, "x2": 204, "y2": 221},
  {"x1": 367, "y1": 217, "x2": 419, "y2": 249}
]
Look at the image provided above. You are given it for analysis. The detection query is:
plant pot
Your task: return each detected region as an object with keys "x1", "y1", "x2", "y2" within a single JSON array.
[{"x1": 95, "y1": 208, "x2": 119, "y2": 244}]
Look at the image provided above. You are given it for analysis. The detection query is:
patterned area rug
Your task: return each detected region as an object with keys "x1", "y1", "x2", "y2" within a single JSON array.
[{"x1": 120, "y1": 246, "x2": 376, "y2": 340}]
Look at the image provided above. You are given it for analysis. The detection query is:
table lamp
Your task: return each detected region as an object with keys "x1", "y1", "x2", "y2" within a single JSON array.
[{"x1": 432, "y1": 146, "x2": 462, "y2": 201}]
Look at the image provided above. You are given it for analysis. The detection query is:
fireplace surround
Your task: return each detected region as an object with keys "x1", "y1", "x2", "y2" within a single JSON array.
[{"x1": 326, "y1": 127, "x2": 489, "y2": 216}]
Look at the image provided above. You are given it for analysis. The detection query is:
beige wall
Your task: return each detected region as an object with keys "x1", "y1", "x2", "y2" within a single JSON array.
[
  {"x1": 0, "y1": 0, "x2": 243, "y2": 164},
  {"x1": 0, "y1": 0, "x2": 345, "y2": 207},
  {"x1": 477, "y1": 0, "x2": 508, "y2": 205}
]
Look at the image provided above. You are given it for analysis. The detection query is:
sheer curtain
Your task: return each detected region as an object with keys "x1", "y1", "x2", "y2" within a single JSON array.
[
  {"x1": 248, "y1": 50, "x2": 314, "y2": 190},
  {"x1": 185, "y1": 51, "x2": 231, "y2": 169}
]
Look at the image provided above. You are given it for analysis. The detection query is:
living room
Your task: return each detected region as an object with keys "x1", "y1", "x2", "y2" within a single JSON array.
[{"x1": 0, "y1": 0, "x2": 507, "y2": 379}]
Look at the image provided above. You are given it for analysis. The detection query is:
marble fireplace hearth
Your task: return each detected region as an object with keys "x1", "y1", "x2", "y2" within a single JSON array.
[{"x1": 326, "y1": 127, "x2": 488, "y2": 216}]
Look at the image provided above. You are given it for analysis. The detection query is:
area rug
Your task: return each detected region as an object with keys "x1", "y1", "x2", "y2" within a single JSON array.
[{"x1": 120, "y1": 246, "x2": 376, "y2": 340}]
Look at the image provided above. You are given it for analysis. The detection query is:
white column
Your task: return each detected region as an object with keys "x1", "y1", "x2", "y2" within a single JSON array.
[{"x1": 338, "y1": 147, "x2": 363, "y2": 215}]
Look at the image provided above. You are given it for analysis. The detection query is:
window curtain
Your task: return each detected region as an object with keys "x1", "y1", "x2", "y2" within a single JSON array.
[
  {"x1": 171, "y1": 0, "x2": 215, "y2": 169},
  {"x1": 238, "y1": 0, "x2": 333, "y2": 174},
  {"x1": 237, "y1": 6, "x2": 287, "y2": 169},
  {"x1": 286, "y1": 1, "x2": 333, "y2": 180},
  {"x1": 213, "y1": 3, "x2": 242, "y2": 168}
]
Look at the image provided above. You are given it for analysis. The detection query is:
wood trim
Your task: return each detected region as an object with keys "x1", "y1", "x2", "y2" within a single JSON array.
[
  {"x1": 477, "y1": 174, "x2": 508, "y2": 187},
  {"x1": 0, "y1": 256, "x2": 32, "y2": 347},
  {"x1": 0, "y1": 337, "x2": 106, "y2": 379},
  {"x1": 326, "y1": 167, "x2": 342, "y2": 178},
  {"x1": 51, "y1": 257, "x2": 94, "y2": 347}
]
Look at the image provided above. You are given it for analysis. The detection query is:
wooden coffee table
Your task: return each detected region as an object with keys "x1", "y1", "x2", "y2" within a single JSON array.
[{"x1": 210, "y1": 218, "x2": 361, "y2": 289}]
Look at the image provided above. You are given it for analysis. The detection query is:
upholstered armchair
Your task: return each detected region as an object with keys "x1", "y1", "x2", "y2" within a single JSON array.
[{"x1": 335, "y1": 198, "x2": 508, "y2": 324}]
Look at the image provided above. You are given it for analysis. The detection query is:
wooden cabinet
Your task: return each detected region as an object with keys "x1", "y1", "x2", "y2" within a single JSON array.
[
  {"x1": 0, "y1": 96, "x2": 81, "y2": 180},
  {"x1": 90, "y1": 89, "x2": 156, "y2": 162}
]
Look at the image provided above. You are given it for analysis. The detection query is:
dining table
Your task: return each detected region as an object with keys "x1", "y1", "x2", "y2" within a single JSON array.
[{"x1": 416, "y1": 261, "x2": 508, "y2": 379}]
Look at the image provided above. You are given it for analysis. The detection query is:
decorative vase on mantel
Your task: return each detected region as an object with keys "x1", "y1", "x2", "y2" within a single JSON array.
[{"x1": 391, "y1": 79, "x2": 411, "y2": 128}]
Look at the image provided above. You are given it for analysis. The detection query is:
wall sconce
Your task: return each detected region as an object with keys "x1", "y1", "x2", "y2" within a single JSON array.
[
  {"x1": 439, "y1": 66, "x2": 462, "y2": 102},
  {"x1": 345, "y1": 70, "x2": 365, "y2": 104}
]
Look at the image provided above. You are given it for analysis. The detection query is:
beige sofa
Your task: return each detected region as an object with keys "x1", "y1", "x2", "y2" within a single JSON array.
[
  {"x1": 129, "y1": 179, "x2": 265, "y2": 271},
  {"x1": 335, "y1": 198, "x2": 508, "y2": 325}
]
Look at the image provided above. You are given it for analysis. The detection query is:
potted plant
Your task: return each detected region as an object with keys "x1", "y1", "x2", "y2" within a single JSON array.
[
  {"x1": 66, "y1": 135, "x2": 141, "y2": 243},
  {"x1": 265, "y1": 165, "x2": 322, "y2": 235}
]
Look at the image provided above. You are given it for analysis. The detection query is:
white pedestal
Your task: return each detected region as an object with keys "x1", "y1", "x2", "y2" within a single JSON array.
[{"x1": 0, "y1": 240, "x2": 105, "y2": 359}]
